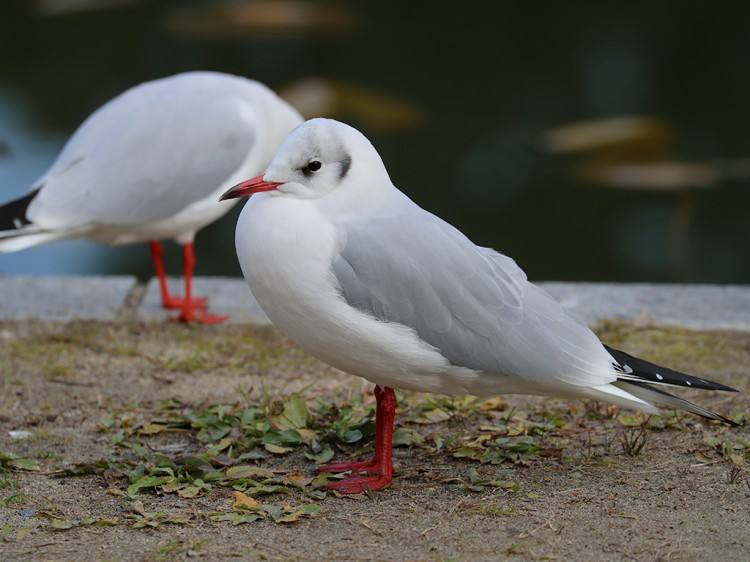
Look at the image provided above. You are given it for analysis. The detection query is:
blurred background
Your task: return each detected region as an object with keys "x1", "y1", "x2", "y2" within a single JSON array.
[{"x1": 1, "y1": 0, "x2": 750, "y2": 283}]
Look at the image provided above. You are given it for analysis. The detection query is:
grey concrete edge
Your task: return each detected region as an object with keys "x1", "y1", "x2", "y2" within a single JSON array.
[
  {"x1": 1, "y1": 275, "x2": 749, "y2": 330},
  {"x1": 538, "y1": 282, "x2": 750, "y2": 331},
  {"x1": 0, "y1": 275, "x2": 139, "y2": 322}
]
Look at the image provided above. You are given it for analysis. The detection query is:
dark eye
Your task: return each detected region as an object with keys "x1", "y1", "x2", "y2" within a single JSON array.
[{"x1": 303, "y1": 160, "x2": 322, "y2": 176}]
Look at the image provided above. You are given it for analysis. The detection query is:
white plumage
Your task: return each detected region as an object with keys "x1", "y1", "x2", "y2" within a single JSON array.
[
  {"x1": 0, "y1": 71, "x2": 302, "y2": 322},
  {"x1": 222, "y1": 118, "x2": 737, "y2": 493}
]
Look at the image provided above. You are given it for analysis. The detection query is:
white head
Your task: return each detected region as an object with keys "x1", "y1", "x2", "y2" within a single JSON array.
[{"x1": 220, "y1": 118, "x2": 391, "y2": 202}]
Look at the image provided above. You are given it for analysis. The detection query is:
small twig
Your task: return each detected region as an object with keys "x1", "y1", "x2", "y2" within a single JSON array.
[
  {"x1": 252, "y1": 540, "x2": 300, "y2": 560},
  {"x1": 522, "y1": 518, "x2": 558, "y2": 537},
  {"x1": 24, "y1": 542, "x2": 58, "y2": 549},
  {"x1": 47, "y1": 378, "x2": 95, "y2": 387},
  {"x1": 15, "y1": 468, "x2": 73, "y2": 476},
  {"x1": 617, "y1": 462, "x2": 673, "y2": 474},
  {"x1": 360, "y1": 520, "x2": 382, "y2": 536},
  {"x1": 690, "y1": 460, "x2": 724, "y2": 467},
  {"x1": 420, "y1": 525, "x2": 438, "y2": 536},
  {"x1": 620, "y1": 417, "x2": 650, "y2": 456}
]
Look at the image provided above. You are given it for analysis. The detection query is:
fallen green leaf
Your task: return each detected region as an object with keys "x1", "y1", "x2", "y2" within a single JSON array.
[
  {"x1": 304, "y1": 443, "x2": 334, "y2": 463},
  {"x1": 392, "y1": 428, "x2": 424, "y2": 447},
  {"x1": 225, "y1": 465, "x2": 275, "y2": 480},
  {"x1": 264, "y1": 443, "x2": 294, "y2": 454},
  {"x1": 270, "y1": 395, "x2": 310, "y2": 431},
  {"x1": 127, "y1": 475, "x2": 178, "y2": 497}
]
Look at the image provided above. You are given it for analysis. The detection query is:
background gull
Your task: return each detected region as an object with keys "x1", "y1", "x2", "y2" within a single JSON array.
[{"x1": 0, "y1": 71, "x2": 302, "y2": 322}]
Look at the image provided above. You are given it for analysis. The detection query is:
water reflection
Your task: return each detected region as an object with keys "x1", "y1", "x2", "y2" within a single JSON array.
[{"x1": 1, "y1": 1, "x2": 749, "y2": 283}]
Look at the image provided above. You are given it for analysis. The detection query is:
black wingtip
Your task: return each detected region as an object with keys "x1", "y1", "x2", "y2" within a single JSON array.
[
  {"x1": 604, "y1": 344, "x2": 738, "y2": 393},
  {"x1": 0, "y1": 188, "x2": 39, "y2": 232},
  {"x1": 724, "y1": 417, "x2": 743, "y2": 428}
]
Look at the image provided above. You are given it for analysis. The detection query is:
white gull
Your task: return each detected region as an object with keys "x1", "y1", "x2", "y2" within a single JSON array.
[
  {"x1": 221, "y1": 118, "x2": 737, "y2": 493},
  {"x1": 0, "y1": 71, "x2": 302, "y2": 322}
]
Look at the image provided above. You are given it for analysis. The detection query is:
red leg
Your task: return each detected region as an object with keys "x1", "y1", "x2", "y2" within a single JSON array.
[
  {"x1": 148, "y1": 240, "x2": 207, "y2": 310},
  {"x1": 321, "y1": 385, "x2": 395, "y2": 494},
  {"x1": 321, "y1": 386, "x2": 389, "y2": 473},
  {"x1": 173, "y1": 242, "x2": 227, "y2": 324},
  {"x1": 148, "y1": 240, "x2": 227, "y2": 324}
]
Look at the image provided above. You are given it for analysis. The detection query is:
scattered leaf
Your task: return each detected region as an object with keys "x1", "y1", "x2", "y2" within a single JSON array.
[
  {"x1": 232, "y1": 490, "x2": 261, "y2": 511},
  {"x1": 51, "y1": 519, "x2": 76, "y2": 530},
  {"x1": 338, "y1": 429, "x2": 363, "y2": 443},
  {"x1": 264, "y1": 443, "x2": 293, "y2": 454},
  {"x1": 269, "y1": 395, "x2": 310, "y2": 431},
  {"x1": 225, "y1": 465, "x2": 275, "y2": 480},
  {"x1": 127, "y1": 475, "x2": 178, "y2": 498},
  {"x1": 15, "y1": 527, "x2": 31, "y2": 541},
  {"x1": 617, "y1": 413, "x2": 642, "y2": 427},
  {"x1": 0, "y1": 453, "x2": 40, "y2": 471},
  {"x1": 243, "y1": 484, "x2": 290, "y2": 496},
  {"x1": 392, "y1": 428, "x2": 424, "y2": 447},
  {"x1": 273, "y1": 503, "x2": 322, "y2": 523},
  {"x1": 283, "y1": 472, "x2": 313, "y2": 490},
  {"x1": 411, "y1": 407, "x2": 451, "y2": 424},
  {"x1": 177, "y1": 485, "x2": 203, "y2": 498},
  {"x1": 211, "y1": 512, "x2": 263, "y2": 525},
  {"x1": 304, "y1": 443, "x2": 334, "y2": 463}
]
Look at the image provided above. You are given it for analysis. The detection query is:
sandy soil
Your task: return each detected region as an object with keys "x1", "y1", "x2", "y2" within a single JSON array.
[{"x1": 0, "y1": 320, "x2": 748, "y2": 561}]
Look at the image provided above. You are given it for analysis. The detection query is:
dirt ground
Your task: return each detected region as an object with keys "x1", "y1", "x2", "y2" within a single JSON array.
[{"x1": 0, "y1": 319, "x2": 748, "y2": 562}]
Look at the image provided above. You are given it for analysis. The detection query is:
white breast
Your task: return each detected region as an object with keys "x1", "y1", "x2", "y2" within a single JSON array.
[{"x1": 235, "y1": 193, "x2": 460, "y2": 391}]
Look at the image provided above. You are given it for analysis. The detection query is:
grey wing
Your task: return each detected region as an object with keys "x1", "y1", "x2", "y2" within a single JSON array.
[
  {"x1": 28, "y1": 85, "x2": 258, "y2": 229},
  {"x1": 332, "y1": 213, "x2": 616, "y2": 387}
]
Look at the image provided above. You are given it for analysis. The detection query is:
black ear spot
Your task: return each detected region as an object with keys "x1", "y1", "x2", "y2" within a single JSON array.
[{"x1": 339, "y1": 155, "x2": 351, "y2": 179}]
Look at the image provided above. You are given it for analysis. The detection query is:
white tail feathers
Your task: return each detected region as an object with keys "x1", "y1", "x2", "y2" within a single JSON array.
[
  {"x1": 0, "y1": 229, "x2": 66, "y2": 252},
  {"x1": 613, "y1": 381, "x2": 736, "y2": 424},
  {"x1": 585, "y1": 382, "x2": 661, "y2": 414}
]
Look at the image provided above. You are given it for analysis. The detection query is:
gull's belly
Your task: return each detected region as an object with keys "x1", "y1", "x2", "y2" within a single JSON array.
[{"x1": 235, "y1": 195, "x2": 455, "y2": 390}]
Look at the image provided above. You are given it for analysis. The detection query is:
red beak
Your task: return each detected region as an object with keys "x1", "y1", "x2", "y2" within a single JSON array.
[{"x1": 219, "y1": 174, "x2": 282, "y2": 201}]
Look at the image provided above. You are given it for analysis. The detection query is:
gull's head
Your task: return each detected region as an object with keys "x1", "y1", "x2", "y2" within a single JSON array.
[{"x1": 220, "y1": 118, "x2": 389, "y2": 201}]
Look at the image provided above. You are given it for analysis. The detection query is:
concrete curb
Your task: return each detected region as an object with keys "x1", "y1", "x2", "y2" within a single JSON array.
[
  {"x1": 539, "y1": 282, "x2": 750, "y2": 331},
  {"x1": 0, "y1": 276, "x2": 748, "y2": 330},
  {"x1": 0, "y1": 275, "x2": 138, "y2": 321}
]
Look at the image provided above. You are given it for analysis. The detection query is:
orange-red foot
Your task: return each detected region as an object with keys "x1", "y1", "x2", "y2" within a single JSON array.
[
  {"x1": 162, "y1": 295, "x2": 208, "y2": 310},
  {"x1": 170, "y1": 306, "x2": 228, "y2": 324},
  {"x1": 320, "y1": 385, "x2": 396, "y2": 494},
  {"x1": 318, "y1": 459, "x2": 379, "y2": 474},
  {"x1": 319, "y1": 457, "x2": 392, "y2": 493},
  {"x1": 323, "y1": 473, "x2": 392, "y2": 494}
]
